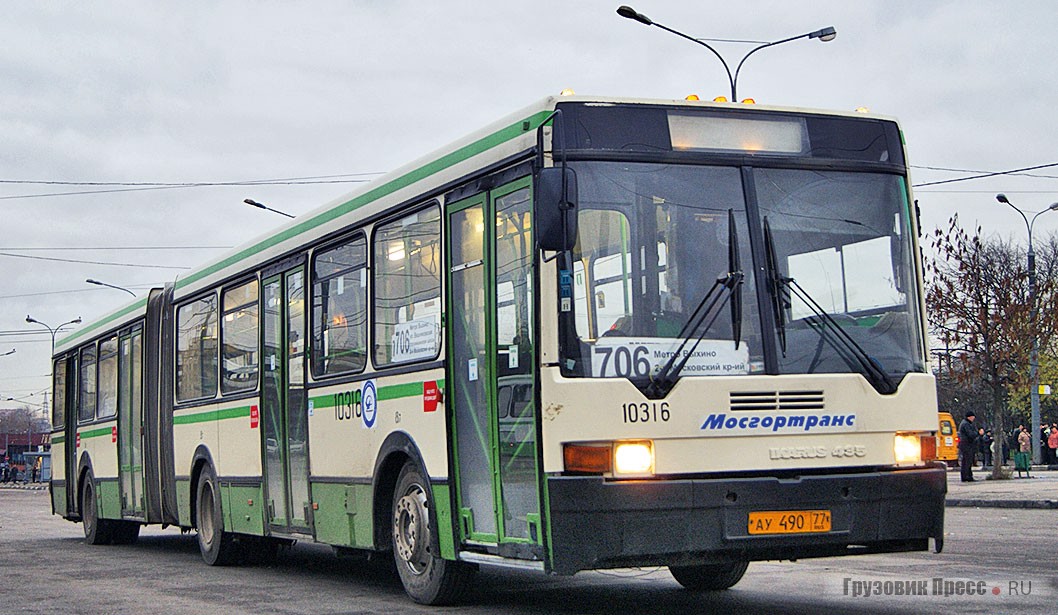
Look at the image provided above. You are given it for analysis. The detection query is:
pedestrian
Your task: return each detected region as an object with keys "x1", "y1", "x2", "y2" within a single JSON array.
[
  {"x1": 981, "y1": 430, "x2": 994, "y2": 469},
  {"x1": 1015, "y1": 426, "x2": 1032, "y2": 478},
  {"x1": 958, "y1": 411, "x2": 982, "y2": 482},
  {"x1": 1045, "y1": 421, "x2": 1053, "y2": 465},
  {"x1": 31, "y1": 457, "x2": 40, "y2": 483}
]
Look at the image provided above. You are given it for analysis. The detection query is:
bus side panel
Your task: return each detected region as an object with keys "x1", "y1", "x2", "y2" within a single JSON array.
[
  {"x1": 216, "y1": 399, "x2": 265, "y2": 536},
  {"x1": 172, "y1": 409, "x2": 220, "y2": 526},
  {"x1": 79, "y1": 419, "x2": 121, "y2": 519},
  {"x1": 50, "y1": 430, "x2": 66, "y2": 515},
  {"x1": 307, "y1": 368, "x2": 448, "y2": 550}
]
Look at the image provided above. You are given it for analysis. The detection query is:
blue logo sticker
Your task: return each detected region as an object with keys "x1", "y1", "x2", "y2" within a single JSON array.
[{"x1": 361, "y1": 379, "x2": 377, "y2": 428}]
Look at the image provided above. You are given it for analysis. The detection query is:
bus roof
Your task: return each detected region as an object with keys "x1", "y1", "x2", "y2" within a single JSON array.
[{"x1": 54, "y1": 95, "x2": 899, "y2": 354}]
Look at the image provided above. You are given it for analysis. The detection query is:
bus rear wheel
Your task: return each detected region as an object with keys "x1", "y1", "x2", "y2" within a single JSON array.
[
  {"x1": 81, "y1": 472, "x2": 112, "y2": 545},
  {"x1": 391, "y1": 462, "x2": 469, "y2": 605},
  {"x1": 669, "y1": 561, "x2": 749, "y2": 591},
  {"x1": 196, "y1": 465, "x2": 240, "y2": 566}
]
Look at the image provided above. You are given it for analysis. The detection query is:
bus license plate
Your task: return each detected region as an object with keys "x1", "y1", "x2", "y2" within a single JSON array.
[{"x1": 747, "y1": 510, "x2": 831, "y2": 535}]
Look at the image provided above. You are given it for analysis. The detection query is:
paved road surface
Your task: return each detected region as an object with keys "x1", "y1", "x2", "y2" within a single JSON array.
[{"x1": 2, "y1": 489, "x2": 1053, "y2": 614}]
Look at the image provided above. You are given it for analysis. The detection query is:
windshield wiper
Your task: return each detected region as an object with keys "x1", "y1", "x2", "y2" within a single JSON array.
[
  {"x1": 762, "y1": 216, "x2": 897, "y2": 395},
  {"x1": 646, "y1": 209, "x2": 743, "y2": 398}
]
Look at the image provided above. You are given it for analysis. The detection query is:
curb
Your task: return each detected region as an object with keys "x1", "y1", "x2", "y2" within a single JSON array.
[
  {"x1": 945, "y1": 498, "x2": 1058, "y2": 510},
  {"x1": 0, "y1": 484, "x2": 47, "y2": 491}
]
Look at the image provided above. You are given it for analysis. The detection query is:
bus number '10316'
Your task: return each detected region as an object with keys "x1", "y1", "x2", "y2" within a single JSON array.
[{"x1": 623, "y1": 402, "x2": 670, "y2": 423}]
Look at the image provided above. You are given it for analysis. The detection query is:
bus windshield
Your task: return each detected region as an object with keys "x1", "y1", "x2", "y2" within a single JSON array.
[{"x1": 561, "y1": 161, "x2": 925, "y2": 386}]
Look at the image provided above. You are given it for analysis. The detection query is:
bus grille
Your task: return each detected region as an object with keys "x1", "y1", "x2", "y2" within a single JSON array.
[{"x1": 729, "y1": 391, "x2": 825, "y2": 411}]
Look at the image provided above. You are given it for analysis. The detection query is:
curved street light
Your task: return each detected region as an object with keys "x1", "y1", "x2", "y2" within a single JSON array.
[
  {"x1": 86, "y1": 278, "x2": 136, "y2": 297},
  {"x1": 0, "y1": 349, "x2": 14, "y2": 357},
  {"x1": 617, "y1": 5, "x2": 836, "y2": 101},
  {"x1": 244, "y1": 198, "x2": 295, "y2": 219},
  {"x1": 25, "y1": 315, "x2": 83, "y2": 354},
  {"x1": 995, "y1": 193, "x2": 1058, "y2": 465}
]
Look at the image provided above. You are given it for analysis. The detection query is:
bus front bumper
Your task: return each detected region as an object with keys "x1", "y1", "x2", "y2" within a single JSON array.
[{"x1": 546, "y1": 465, "x2": 946, "y2": 575}]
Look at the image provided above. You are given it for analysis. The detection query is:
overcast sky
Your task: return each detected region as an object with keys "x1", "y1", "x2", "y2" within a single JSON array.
[{"x1": 2, "y1": 1, "x2": 1057, "y2": 411}]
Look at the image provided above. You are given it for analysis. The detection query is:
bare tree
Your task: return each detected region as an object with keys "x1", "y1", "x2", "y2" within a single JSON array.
[{"x1": 925, "y1": 216, "x2": 1058, "y2": 478}]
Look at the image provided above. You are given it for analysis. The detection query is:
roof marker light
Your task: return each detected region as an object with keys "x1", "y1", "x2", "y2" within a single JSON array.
[
  {"x1": 559, "y1": 88, "x2": 576, "y2": 96},
  {"x1": 713, "y1": 96, "x2": 729, "y2": 103},
  {"x1": 685, "y1": 94, "x2": 700, "y2": 101}
]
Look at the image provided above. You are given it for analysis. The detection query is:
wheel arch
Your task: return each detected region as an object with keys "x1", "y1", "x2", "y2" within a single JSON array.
[
  {"x1": 188, "y1": 445, "x2": 215, "y2": 530},
  {"x1": 75, "y1": 452, "x2": 95, "y2": 517},
  {"x1": 372, "y1": 431, "x2": 431, "y2": 551}
]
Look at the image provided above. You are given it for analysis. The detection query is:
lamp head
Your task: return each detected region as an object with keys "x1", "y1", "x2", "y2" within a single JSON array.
[
  {"x1": 996, "y1": 193, "x2": 1011, "y2": 204},
  {"x1": 809, "y1": 26, "x2": 837, "y2": 42},
  {"x1": 244, "y1": 198, "x2": 265, "y2": 209},
  {"x1": 25, "y1": 315, "x2": 36, "y2": 324},
  {"x1": 1048, "y1": 202, "x2": 1058, "y2": 211},
  {"x1": 617, "y1": 5, "x2": 652, "y2": 26}
]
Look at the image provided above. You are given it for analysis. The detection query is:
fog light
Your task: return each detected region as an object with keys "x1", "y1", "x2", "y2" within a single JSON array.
[
  {"x1": 894, "y1": 433, "x2": 922, "y2": 465},
  {"x1": 614, "y1": 441, "x2": 654, "y2": 475}
]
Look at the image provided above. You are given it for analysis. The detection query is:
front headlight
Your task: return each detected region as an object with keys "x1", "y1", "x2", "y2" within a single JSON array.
[
  {"x1": 894, "y1": 433, "x2": 923, "y2": 465},
  {"x1": 614, "y1": 440, "x2": 654, "y2": 476}
]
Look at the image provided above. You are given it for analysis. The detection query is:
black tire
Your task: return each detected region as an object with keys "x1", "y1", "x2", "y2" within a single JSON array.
[
  {"x1": 81, "y1": 472, "x2": 112, "y2": 545},
  {"x1": 110, "y1": 520, "x2": 141, "y2": 545},
  {"x1": 391, "y1": 463, "x2": 470, "y2": 605},
  {"x1": 669, "y1": 561, "x2": 749, "y2": 591},
  {"x1": 195, "y1": 465, "x2": 241, "y2": 566}
]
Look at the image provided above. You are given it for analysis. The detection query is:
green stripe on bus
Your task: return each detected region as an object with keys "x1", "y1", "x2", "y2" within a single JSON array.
[
  {"x1": 173, "y1": 405, "x2": 252, "y2": 425},
  {"x1": 52, "y1": 435, "x2": 65, "y2": 444},
  {"x1": 309, "y1": 378, "x2": 446, "y2": 408},
  {"x1": 173, "y1": 111, "x2": 551, "y2": 292},
  {"x1": 56, "y1": 298, "x2": 149, "y2": 347},
  {"x1": 79, "y1": 426, "x2": 113, "y2": 440}
]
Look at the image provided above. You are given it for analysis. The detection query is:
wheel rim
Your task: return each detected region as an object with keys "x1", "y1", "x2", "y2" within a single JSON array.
[
  {"x1": 198, "y1": 480, "x2": 216, "y2": 548},
  {"x1": 393, "y1": 483, "x2": 430, "y2": 575}
]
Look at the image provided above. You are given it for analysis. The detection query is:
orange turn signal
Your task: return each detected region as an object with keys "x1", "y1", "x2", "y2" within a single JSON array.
[
  {"x1": 920, "y1": 434, "x2": 937, "y2": 461},
  {"x1": 563, "y1": 443, "x2": 612, "y2": 474}
]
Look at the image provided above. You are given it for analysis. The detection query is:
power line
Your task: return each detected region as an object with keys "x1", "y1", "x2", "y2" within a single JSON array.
[
  {"x1": 911, "y1": 164, "x2": 1058, "y2": 180},
  {"x1": 0, "y1": 287, "x2": 154, "y2": 300},
  {"x1": 0, "y1": 172, "x2": 383, "y2": 201},
  {"x1": 0, "y1": 251, "x2": 189, "y2": 269},
  {"x1": 911, "y1": 162, "x2": 1058, "y2": 188}
]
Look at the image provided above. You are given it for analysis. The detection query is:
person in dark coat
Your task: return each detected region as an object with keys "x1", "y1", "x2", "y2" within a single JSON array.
[{"x1": 958, "y1": 411, "x2": 983, "y2": 482}]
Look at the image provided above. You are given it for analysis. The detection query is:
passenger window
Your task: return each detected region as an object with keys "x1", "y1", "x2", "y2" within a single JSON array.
[
  {"x1": 221, "y1": 280, "x2": 260, "y2": 394},
  {"x1": 97, "y1": 336, "x2": 119, "y2": 419},
  {"x1": 313, "y1": 234, "x2": 368, "y2": 377},
  {"x1": 373, "y1": 206, "x2": 442, "y2": 366},
  {"x1": 79, "y1": 345, "x2": 97, "y2": 422},
  {"x1": 53, "y1": 359, "x2": 66, "y2": 429},
  {"x1": 176, "y1": 294, "x2": 219, "y2": 402}
]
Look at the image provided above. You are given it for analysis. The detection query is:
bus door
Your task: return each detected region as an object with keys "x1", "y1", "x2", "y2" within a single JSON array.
[
  {"x1": 261, "y1": 264, "x2": 313, "y2": 534},
  {"x1": 61, "y1": 354, "x2": 79, "y2": 517},
  {"x1": 447, "y1": 176, "x2": 542, "y2": 554},
  {"x1": 117, "y1": 326, "x2": 145, "y2": 518}
]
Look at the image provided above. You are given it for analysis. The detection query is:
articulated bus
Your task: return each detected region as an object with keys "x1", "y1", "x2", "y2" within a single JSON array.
[{"x1": 49, "y1": 95, "x2": 945, "y2": 604}]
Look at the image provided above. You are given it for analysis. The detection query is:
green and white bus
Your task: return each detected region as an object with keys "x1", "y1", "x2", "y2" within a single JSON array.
[{"x1": 49, "y1": 95, "x2": 945, "y2": 604}]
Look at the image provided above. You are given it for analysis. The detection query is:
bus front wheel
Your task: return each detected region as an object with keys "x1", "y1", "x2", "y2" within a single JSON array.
[
  {"x1": 391, "y1": 462, "x2": 469, "y2": 605},
  {"x1": 669, "y1": 561, "x2": 749, "y2": 591}
]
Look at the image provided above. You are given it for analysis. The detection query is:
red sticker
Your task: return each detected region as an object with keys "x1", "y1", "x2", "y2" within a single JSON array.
[
  {"x1": 76, "y1": 433, "x2": 81, "y2": 449},
  {"x1": 250, "y1": 405, "x2": 259, "y2": 429},
  {"x1": 423, "y1": 381, "x2": 439, "y2": 412},
  {"x1": 111, "y1": 426, "x2": 117, "y2": 443}
]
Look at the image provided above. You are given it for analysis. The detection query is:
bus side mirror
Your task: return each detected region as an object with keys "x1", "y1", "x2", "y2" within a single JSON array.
[{"x1": 534, "y1": 166, "x2": 578, "y2": 252}]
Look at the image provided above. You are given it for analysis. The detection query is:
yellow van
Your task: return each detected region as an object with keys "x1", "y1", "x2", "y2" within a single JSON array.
[{"x1": 937, "y1": 412, "x2": 958, "y2": 466}]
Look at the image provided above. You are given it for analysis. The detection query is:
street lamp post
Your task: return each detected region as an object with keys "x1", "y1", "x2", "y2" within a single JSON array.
[
  {"x1": 0, "y1": 349, "x2": 14, "y2": 357},
  {"x1": 25, "y1": 315, "x2": 83, "y2": 354},
  {"x1": 86, "y1": 278, "x2": 136, "y2": 297},
  {"x1": 244, "y1": 198, "x2": 295, "y2": 219},
  {"x1": 996, "y1": 193, "x2": 1058, "y2": 465},
  {"x1": 616, "y1": 5, "x2": 836, "y2": 101}
]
